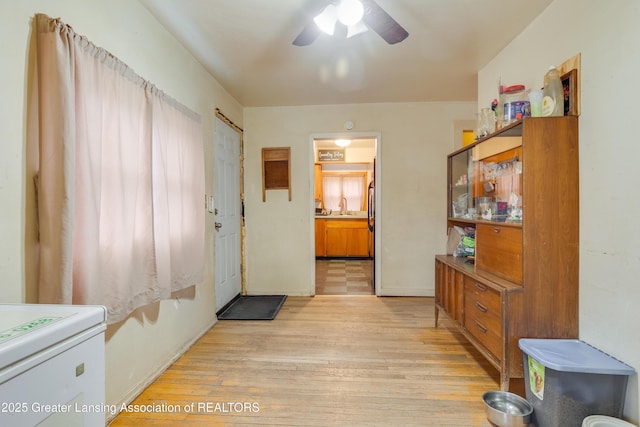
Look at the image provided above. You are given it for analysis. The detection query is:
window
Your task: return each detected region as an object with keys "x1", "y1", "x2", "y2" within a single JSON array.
[
  {"x1": 31, "y1": 14, "x2": 204, "y2": 323},
  {"x1": 322, "y1": 172, "x2": 366, "y2": 212}
]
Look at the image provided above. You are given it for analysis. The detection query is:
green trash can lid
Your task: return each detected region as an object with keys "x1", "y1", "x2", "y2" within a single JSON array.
[{"x1": 518, "y1": 339, "x2": 635, "y2": 375}]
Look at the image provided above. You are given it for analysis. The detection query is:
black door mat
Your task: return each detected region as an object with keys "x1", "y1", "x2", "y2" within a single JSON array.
[{"x1": 217, "y1": 295, "x2": 287, "y2": 320}]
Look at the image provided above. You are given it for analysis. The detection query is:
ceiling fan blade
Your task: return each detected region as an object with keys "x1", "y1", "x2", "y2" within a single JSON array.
[
  {"x1": 361, "y1": 0, "x2": 409, "y2": 44},
  {"x1": 293, "y1": 22, "x2": 322, "y2": 46}
]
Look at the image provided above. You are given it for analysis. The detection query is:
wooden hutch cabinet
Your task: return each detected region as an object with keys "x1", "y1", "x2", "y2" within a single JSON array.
[{"x1": 435, "y1": 117, "x2": 579, "y2": 391}]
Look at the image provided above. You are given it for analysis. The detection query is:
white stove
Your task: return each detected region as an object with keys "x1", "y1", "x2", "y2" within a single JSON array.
[{"x1": 0, "y1": 304, "x2": 106, "y2": 427}]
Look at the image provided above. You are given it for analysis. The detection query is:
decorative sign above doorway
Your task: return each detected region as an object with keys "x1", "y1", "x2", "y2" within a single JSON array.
[{"x1": 317, "y1": 149, "x2": 345, "y2": 162}]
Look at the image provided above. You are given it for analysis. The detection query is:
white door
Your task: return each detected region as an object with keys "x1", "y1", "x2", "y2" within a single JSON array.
[{"x1": 214, "y1": 117, "x2": 242, "y2": 311}]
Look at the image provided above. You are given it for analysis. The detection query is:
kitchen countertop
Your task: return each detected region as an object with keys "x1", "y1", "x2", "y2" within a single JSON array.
[{"x1": 315, "y1": 211, "x2": 368, "y2": 219}]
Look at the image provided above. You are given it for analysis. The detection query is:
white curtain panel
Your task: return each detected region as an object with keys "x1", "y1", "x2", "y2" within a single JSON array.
[
  {"x1": 151, "y1": 95, "x2": 205, "y2": 294},
  {"x1": 322, "y1": 174, "x2": 365, "y2": 211},
  {"x1": 342, "y1": 175, "x2": 364, "y2": 211},
  {"x1": 322, "y1": 175, "x2": 342, "y2": 211},
  {"x1": 32, "y1": 14, "x2": 204, "y2": 323}
]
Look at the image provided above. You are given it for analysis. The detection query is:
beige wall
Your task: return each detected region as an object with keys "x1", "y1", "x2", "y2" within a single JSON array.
[
  {"x1": 478, "y1": 0, "x2": 640, "y2": 422},
  {"x1": 0, "y1": 0, "x2": 242, "y2": 416},
  {"x1": 243, "y1": 102, "x2": 476, "y2": 297}
]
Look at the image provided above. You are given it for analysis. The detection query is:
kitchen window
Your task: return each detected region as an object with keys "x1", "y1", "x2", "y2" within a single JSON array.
[{"x1": 322, "y1": 172, "x2": 366, "y2": 212}]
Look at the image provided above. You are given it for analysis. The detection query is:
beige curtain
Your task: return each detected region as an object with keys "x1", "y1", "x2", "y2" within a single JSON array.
[{"x1": 31, "y1": 14, "x2": 204, "y2": 323}]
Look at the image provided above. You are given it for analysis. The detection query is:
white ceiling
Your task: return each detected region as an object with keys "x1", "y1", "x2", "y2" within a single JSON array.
[{"x1": 139, "y1": 0, "x2": 552, "y2": 107}]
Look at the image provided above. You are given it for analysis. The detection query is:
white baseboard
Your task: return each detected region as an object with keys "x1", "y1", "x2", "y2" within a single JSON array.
[{"x1": 377, "y1": 287, "x2": 434, "y2": 297}]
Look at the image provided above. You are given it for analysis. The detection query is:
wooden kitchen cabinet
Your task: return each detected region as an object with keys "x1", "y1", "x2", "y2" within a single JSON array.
[
  {"x1": 435, "y1": 117, "x2": 579, "y2": 391},
  {"x1": 314, "y1": 163, "x2": 323, "y2": 205},
  {"x1": 325, "y1": 225, "x2": 348, "y2": 257},
  {"x1": 315, "y1": 218, "x2": 326, "y2": 256},
  {"x1": 316, "y1": 218, "x2": 370, "y2": 258}
]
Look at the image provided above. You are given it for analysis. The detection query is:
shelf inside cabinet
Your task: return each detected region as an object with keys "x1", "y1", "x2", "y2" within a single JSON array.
[{"x1": 447, "y1": 217, "x2": 523, "y2": 228}]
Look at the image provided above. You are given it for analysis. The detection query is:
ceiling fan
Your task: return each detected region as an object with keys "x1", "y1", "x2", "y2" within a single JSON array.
[{"x1": 293, "y1": 0, "x2": 409, "y2": 46}]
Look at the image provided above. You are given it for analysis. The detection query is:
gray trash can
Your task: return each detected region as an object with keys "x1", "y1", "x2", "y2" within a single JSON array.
[{"x1": 519, "y1": 339, "x2": 635, "y2": 427}]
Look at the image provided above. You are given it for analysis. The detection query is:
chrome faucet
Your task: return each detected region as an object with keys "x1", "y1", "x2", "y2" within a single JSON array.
[{"x1": 340, "y1": 197, "x2": 348, "y2": 214}]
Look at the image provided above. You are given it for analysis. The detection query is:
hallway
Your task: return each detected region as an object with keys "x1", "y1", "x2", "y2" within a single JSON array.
[{"x1": 315, "y1": 259, "x2": 374, "y2": 295}]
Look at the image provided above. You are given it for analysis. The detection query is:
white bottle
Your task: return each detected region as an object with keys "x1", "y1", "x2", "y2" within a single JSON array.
[{"x1": 542, "y1": 66, "x2": 564, "y2": 116}]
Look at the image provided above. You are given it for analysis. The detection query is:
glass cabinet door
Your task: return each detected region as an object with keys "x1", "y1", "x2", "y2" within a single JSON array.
[
  {"x1": 449, "y1": 150, "x2": 472, "y2": 219},
  {"x1": 471, "y1": 135, "x2": 523, "y2": 223}
]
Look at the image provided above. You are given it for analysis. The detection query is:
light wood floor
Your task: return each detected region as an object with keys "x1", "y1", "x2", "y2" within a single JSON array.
[{"x1": 109, "y1": 296, "x2": 498, "y2": 426}]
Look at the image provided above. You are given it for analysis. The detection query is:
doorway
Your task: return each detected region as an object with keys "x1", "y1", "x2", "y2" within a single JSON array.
[{"x1": 311, "y1": 134, "x2": 380, "y2": 296}]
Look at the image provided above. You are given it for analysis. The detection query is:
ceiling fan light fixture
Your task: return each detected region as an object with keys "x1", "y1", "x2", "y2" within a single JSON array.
[
  {"x1": 338, "y1": 0, "x2": 364, "y2": 26},
  {"x1": 294, "y1": 0, "x2": 408, "y2": 46},
  {"x1": 347, "y1": 20, "x2": 369, "y2": 38},
  {"x1": 335, "y1": 139, "x2": 351, "y2": 147},
  {"x1": 314, "y1": 4, "x2": 338, "y2": 35}
]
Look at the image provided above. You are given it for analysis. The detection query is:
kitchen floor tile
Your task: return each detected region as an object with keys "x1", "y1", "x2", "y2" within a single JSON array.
[{"x1": 316, "y1": 259, "x2": 373, "y2": 295}]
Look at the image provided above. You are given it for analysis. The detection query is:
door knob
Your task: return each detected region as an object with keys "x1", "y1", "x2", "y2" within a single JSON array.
[{"x1": 214, "y1": 222, "x2": 222, "y2": 231}]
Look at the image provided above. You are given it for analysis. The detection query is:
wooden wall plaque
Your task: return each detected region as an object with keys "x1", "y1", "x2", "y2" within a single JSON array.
[{"x1": 262, "y1": 147, "x2": 291, "y2": 201}]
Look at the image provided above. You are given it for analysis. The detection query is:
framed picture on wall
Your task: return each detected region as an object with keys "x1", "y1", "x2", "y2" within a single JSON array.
[
  {"x1": 561, "y1": 69, "x2": 579, "y2": 116},
  {"x1": 558, "y1": 53, "x2": 581, "y2": 116}
]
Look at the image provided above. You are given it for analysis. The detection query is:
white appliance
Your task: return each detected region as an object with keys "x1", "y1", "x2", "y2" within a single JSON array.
[{"x1": 0, "y1": 304, "x2": 107, "y2": 427}]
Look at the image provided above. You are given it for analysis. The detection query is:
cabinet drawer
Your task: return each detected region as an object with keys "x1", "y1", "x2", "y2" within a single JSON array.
[
  {"x1": 467, "y1": 280, "x2": 501, "y2": 315},
  {"x1": 464, "y1": 279, "x2": 502, "y2": 360},
  {"x1": 476, "y1": 224, "x2": 523, "y2": 284}
]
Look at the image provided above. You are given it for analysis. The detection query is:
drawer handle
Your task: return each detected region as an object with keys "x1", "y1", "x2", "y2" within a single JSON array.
[
  {"x1": 492, "y1": 227, "x2": 501, "y2": 233},
  {"x1": 474, "y1": 282, "x2": 488, "y2": 292},
  {"x1": 475, "y1": 302, "x2": 488, "y2": 313},
  {"x1": 474, "y1": 320, "x2": 488, "y2": 334}
]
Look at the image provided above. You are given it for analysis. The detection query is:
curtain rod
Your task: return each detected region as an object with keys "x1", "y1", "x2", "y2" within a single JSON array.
[{"x1": 215, "y1": 108, "x2": 243, "y2": 133}]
